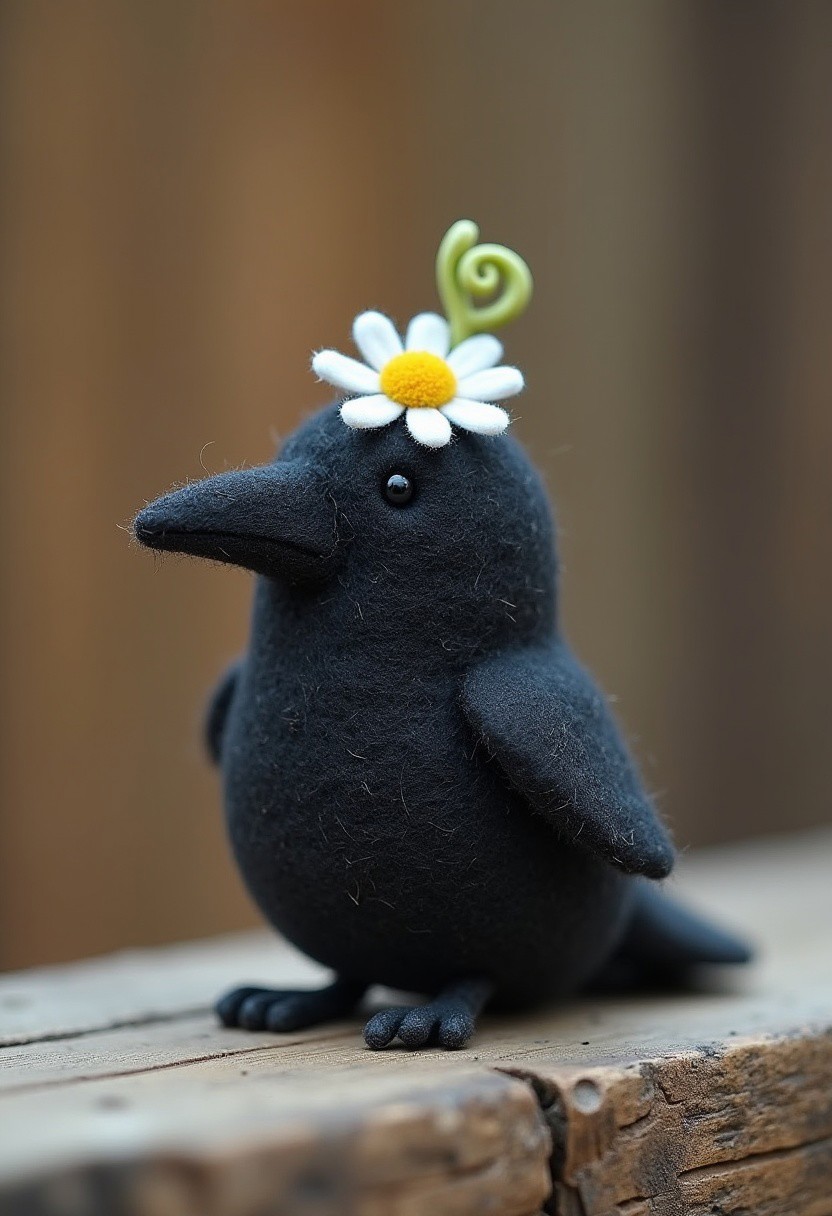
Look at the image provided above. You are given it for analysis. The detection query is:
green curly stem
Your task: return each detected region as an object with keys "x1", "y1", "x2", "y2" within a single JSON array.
[{"x1": 436, "y1": 219, "x2": 533, "y2": 346}]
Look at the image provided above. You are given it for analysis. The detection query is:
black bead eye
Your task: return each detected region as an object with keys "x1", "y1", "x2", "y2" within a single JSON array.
[{"x1": 383, "y1": 473, "x2": 414, "y2": 506}]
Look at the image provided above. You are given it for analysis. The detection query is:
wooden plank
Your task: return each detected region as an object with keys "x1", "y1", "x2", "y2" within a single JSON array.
[
  {"x1": 0, "y1": 933, "x2": 324, "y2": 1047},
  {"x1": 0, "y1": 1066, "x2": 551, "y2": 1216},
  {"x1": 0, "y1": 832, "x2": 830, "y2": 1214},
  {"x1": 512, "y1": 1032, "x2": 832, "y2": 1216}
]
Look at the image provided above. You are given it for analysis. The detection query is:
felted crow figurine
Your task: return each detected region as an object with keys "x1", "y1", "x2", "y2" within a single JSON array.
[{"x1": 134, "y1": 223, "x2": 750, "y2": 1051}]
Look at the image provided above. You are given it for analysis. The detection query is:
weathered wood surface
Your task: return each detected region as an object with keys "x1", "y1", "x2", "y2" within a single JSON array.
[{"x1": 0, "y1": 831, "x2": 830, "y2": 1215}]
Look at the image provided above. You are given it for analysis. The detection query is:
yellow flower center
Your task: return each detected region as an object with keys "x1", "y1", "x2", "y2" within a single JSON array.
[{"x1": 379, "y1": 351, "x2": 457, "y2": 409}]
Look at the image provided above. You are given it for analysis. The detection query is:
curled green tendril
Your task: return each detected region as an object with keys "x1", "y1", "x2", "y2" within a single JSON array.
[{"x1": 436, "y1": 219, "x2": 533, "y2": 347}]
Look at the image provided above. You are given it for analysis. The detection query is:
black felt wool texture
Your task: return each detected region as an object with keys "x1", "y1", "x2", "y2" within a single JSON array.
[{"x1": 135, "y1": 404, "x2": 751, "y2": 1049}]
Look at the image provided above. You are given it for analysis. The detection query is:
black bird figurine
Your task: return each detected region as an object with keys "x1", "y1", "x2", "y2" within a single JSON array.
[{"x1": 134, "y1": 222, "x2": 750, "y2": 1050}]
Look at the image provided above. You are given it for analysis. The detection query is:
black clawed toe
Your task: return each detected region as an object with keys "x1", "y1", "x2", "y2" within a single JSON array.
[
  {"x1": 216, "y1": 986, "x2": 274, "y2": 1028},
  {"x1": 436, "y1": 1010, "x2": 475, "y2": 1050},
  {"x1": 238, "y1": 990, "x2": 287, "y2": 1029},
  {"x1": 397, "y1": 1006, "x2": 441, "y2": 1048},
  {"x1": 216, "y1": 978, "x2": 365, "y2": 1033},
  {"x1": 363, "y1": 977, "x2": 492, "y2": 1052},
  {"x1": 363, "y1": 1006, "x2": 410, "y2": 1049}
]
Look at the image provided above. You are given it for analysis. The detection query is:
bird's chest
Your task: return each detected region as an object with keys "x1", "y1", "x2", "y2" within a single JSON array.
[{"x1": 221, "y1": 652, "x2": 483, "y2": 884}]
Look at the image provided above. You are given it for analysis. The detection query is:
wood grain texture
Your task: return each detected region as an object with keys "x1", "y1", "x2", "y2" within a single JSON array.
[
  {"x1": 0, "y1": 931, "x2": 323, "y2": 1048},
  {"x1": 0, "y1": 1068, "x2": 552, "y2": 1216},
  {"x1": 0, "y1": 832, "x2": 829, "y2": 1215}
]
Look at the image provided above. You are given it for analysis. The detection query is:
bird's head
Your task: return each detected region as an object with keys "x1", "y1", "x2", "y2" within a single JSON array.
[
  {"x1": 134, "y1": 222, "x2": 555, "y2": 645},
  {"x1": 134, "y1": 403, "x2": 558, "y2": 646}
]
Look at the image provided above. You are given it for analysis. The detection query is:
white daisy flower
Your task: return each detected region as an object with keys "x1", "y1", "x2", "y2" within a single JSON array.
[{"x1": 311, "y1": 311, "x2": 524, "y2": 449}]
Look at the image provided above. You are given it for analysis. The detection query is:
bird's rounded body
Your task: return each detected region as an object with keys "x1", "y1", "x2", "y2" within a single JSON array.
[
  {"x1": 135, "y1": 403, "x2": 749, "y2": 1046},
  {"x1": 222, "y1": 576, "x2": 633, "y2": 1006}
]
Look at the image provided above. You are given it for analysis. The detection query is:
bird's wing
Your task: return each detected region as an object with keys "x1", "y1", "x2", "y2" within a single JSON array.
[
  {"x1": 461, "y1": 644, "x2": 674, "y2": 878},
  {"x1": 204, "y1": 657, "x2": 243, "y2": 765}
]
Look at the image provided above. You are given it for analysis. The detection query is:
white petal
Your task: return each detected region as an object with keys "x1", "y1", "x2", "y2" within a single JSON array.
[
  {"x1": 405, "y1": 312, "x2": 451, "y2": 357},
  {"x1": 447, "y1": 333, "x2": 503, "y2": 378},
  {"x1": 456, "y1": 365, "x2": 524, "y2": 402},
  {"x1": 340, "y1": 395, "x2": 404, "y2": 430},
  {"x1": 441, "y1": 399, "x2": 510, "y2": 436},
  {"x1": 405, "y1": 407, "x2": 453, "y2": 448},
  {"x1": 352, "y1": 311, "x2": 403, "y2": 370},
  {"x1": 312, "y1": 350, "x2": 380, "y2": 394}
]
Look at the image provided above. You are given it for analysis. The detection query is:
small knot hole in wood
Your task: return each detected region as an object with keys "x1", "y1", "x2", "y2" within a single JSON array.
[{"x1": 571, "y1": 1078, "x2": 603, "y2": 1113}]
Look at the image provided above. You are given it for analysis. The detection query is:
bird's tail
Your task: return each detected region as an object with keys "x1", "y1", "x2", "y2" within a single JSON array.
[
  {"x1": 588, "y1": 881, "x2": 752, "y2": 993},
  {"x1": 623, "y1": 881, "x2": 753, "y2": 967}
]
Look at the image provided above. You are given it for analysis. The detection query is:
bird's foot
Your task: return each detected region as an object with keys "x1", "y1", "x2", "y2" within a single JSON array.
[
  {"x1": 363, "y1": 977, "x2": 493, "y2": 1051},
  {"x1": 216, "y1": 978, "x2": 365, "y2": 1033}
]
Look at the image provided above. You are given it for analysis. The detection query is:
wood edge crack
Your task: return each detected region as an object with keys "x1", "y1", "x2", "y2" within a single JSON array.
[
  {"x1": 678, "y1": 1132, "x2": 832, "y2": 1183},
  {"x1": 0, "y1": 1006, "x2": 211, "y2": 1050}
]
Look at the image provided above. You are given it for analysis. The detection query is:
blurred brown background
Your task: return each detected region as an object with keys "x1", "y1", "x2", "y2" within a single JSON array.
[{"x1": 1, "y1": 1, "x2": 829, "y2": 969}]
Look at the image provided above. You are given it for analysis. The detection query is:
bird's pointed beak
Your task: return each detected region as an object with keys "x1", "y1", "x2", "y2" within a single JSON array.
[{"x1": 133, "y1": 461, "x2": 339, "y2": 579}]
